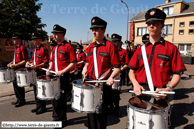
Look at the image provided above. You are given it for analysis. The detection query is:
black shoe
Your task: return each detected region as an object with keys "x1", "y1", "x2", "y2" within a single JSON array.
[
  {"x1": 15, "y1": 101, "x2": 25, "y2": 107},
  {"x1": 62, "y1": 121, "x2": 67, "y2": 128},
  {"x1": 115, "y1": 111, "x2": 120, "y2": 117},
  {"x1": 31, "y1": 107, "x2": 40, "y2": 113},
  {"x1": 36, "y1": 108, "x2": 46, "y2": 115},
  {"x1": 11, "y1": 100, "x2": 19, "y2": 105}
]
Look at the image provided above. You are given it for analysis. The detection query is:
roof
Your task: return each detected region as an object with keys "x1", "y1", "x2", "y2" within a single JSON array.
[
  {"x1": 130, "y1": 1, "x2": 194, "y2": 22},
  {"x1": 82, "y1": 36, "x2": 112, "y2": 45}
]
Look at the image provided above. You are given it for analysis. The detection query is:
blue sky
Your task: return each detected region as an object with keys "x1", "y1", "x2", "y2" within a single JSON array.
[{"x1": 37, "y1": 0, "x2": 193, "y2": 43}]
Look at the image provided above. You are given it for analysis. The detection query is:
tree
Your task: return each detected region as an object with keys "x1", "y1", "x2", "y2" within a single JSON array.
[{"x1": 0, "y1": 0, "x2": 46, "y2": 39}]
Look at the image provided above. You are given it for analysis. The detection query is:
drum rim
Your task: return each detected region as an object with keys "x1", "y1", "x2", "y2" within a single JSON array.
[
  {"x1": 16, "y1": 68, "x2": 33, "y2": 73},
  {"x1": 36, "y1": 75, "x2": 59, "y2": 82},
  {"x1": 0, "y1": 67, "x2": 10, "y2": 71},
  {"x1": 72, "y1": 79, "x2": 102, "y2": 89},
  {"x1": 128, "y1": 97, "x2": 170, "y2": 114}
]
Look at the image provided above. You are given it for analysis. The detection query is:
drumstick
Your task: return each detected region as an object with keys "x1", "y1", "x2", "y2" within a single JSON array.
[
  {"x1": 129, "y1": 90, "x2": 175, "y2": 94},
  {"x1": 85, "y1": 80, "x2": 120, "y2": 83},
  {"x1": 145, "y1": 91, "x2": 175, "y2": 94},
  {"x1": 142, "y1": 100, "x2": 162, "y2": 110},
  {"x1": 28, "y1": 63, "x2": 56, "y2": 74},
  {"x1": 41, "y1": 68, "x2": 56, "y2": 74},
  {"x1": 129, "y1": 90, "x2": 166, "y2": 96}
]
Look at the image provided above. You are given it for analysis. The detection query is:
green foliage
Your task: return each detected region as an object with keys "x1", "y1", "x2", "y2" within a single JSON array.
[{"x1": 0, "y1": 0, "x2": 46, "y2": 39}]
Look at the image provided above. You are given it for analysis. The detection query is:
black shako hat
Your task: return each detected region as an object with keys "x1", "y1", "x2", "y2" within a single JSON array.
[
  {"x1": 12, "y1": 32, "x2": 23, "y2": 39},
  {"x1": 76, "y1": 44, "x2": 83, "y2": 49},
  {"x1": 31, "y1": 32, "x2": 42, "y2": 39},
  {"x1": 90, "y1": 16, "x2": 107, "y2": 29},
  {"x1": 50, "y1": 38, "x2": 57, "y2": 46},
  {"x1": 51, "y1": 24, "x2": 66, "y2": 35},
  {"x1": 145, "y1": 8, "x2": 166, "y2": 24},
  {"x1": 111, "y1": 33, "x2": 122, "y2": 42},
  {"x1": 142, "y1": 34, "x2": 149, "y2": 43}
]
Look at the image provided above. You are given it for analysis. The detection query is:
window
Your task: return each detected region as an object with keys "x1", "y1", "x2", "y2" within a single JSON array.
[
  {"x1": 179, "y1": 30, "x2": 184, "y2": 35},
  {"x1": 180, "y1": 22, "x2": 185, "y2": 27},
  {"x1": 187, "y1": 44, "x2": 191, "y2": 51},
  {"x1": 179, "y1": 44, "x2": 184, "y2": 51},
  {"x1": 190, "y1": 21, "x2": 194, "y2": 26},
  {"x1": 137, "y1": 27, "x2": 148, "y2": 36},
  {"x1": 162, "y1": 24, "x2": 172, "y2": 35},
  {"x1": 179, "y1": 44, "x2": 192, "y2": 56},
  {"x1": 189, "y1": 29, "x2": 194, "y2": 34},
  {"x1": 163, "y1": 6, "x2": 174, "y2": 15}
]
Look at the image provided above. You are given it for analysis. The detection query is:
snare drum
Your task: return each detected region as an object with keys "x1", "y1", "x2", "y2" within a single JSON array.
[
  {"x1": 0, "y1": 67, "x2": 15, "y2": 83},
  {"x1": 36, "y1": 75, "x2": 60, "y2": 100},
  {"x1": 71, "y1": 79, "x2": 102, "y2": 113},
  {"x1": 127, "y1": 96, "x2": 170, "y2": 129},
  {"x1": 16, "y1": 68, "x2": 36, "y2": 87},
  {"x1": 112, "y1": 73, "x2": 120, "y2": 90}
]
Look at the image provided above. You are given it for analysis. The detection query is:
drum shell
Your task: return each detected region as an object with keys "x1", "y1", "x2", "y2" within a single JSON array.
[
  {"x1": 71, "y1": 80, "x2": 102, "y2": 113},
  {"x1": 36, "y1": 77, "x2": 60, "y2": 100},
  {"x1": 16, "y1": 69, "x2": 36, "y2": 87},
  {"x1": 127, "y1": 97, "x2": 170, "y2": 129},
  {"x1": 0, "y1": 68, "x2": 15, "y2": 83},
  {"x1": 0, "y1": 69, "x2": 8, "y2": 83}
]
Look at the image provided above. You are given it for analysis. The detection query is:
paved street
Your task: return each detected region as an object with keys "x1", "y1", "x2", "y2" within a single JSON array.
[{"x1": 0, "y1": 72, "x2": 194, "y2": 129}]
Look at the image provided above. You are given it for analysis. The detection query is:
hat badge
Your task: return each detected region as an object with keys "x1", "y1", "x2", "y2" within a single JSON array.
[
  {"x1": 146, "y1": 36, "x2": 149, "y2": 39},
  {"x1": 113, "y1": 36, "x2": 115, "y2": 38},
  {"x1": 32, "y1": 33, "x2": 34, "y2": 35},
  {"x1": 92, "y1": 19, "x2": 95, "y2": 23},
  {"x1": 150, "y1": 11, "x2": 155, "y2": 16},
  {"x1": 54, "y1": 26, "x2": 56, "y2": 29}
]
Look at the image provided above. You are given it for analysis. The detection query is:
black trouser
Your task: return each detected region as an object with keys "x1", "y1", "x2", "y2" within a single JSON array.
[
  {"x1": 13, "y1": 66, "x2": 25, "y2": 102},
  {"x1": 125, "y1": 68, "x2": 130, "y2": 85},
  {"x1": 87, "y1": 85, "x2": 111, "y2": 129},
  {"x1": 120, "y1": 70, "x2": 126, "y2": 86},
  {"x1": 75, "y1": 69, "x2": 82, "y2": 80},
  {"x1": 51, "y1": 72, "x2": 69, "y2": 121},
  {"x1": 111, "y1": 90, "x2": 120, "y2": 113},
  {"x1": 33, "y1": 69, "x2": 46, "y2": 109}
]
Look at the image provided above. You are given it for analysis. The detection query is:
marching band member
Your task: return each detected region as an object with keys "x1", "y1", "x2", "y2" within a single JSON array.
[
  {"x1": 82, "y1": 16, "x2": 121, "y2": 129},
  {"x1": 75, "y1": 44, "x2": 86, "y2": 79},
  {"x1": 142, "y1": 33, "x2": 149, "y2": 45},
  {"x1": 46, "y1": 24, "x2": 77, "y2": 128},
  {"x1": 49, "y1": 39, "x2": 57, "y2": 63},
  {"x1": 25, "y1": 32, "x2": 49, "y2": 115},
  {"x1": 7, "y1": 33, "x2": 29, "y2": 107},
  {"x1": 128, "y1": 8, "x2": 186, "y2": 98},
  {"x1": 111, "y1": 33, "x2": 129, "y2": 116}
]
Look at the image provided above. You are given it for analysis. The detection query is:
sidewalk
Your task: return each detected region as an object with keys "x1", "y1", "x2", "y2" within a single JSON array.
[
  {"x1": 0, "y1": 82, "x2": 33, "y2": 98},
  {"x1": 184, "y1": 64, "x2": 194, "y2": 75}
]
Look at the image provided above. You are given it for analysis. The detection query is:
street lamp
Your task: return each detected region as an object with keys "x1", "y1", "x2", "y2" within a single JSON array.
[{"x1": 120, "y1": 0, "x2": 129, "y2": 42}]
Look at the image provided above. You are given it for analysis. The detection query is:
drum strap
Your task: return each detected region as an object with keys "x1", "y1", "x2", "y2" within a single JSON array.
[
  {"x1": 93, "y1": 46, "x2": 111, "y2": 80},
  {"x1": 55, "y1": 46, "x2": 59, "y2": 72},
  {"x1": 141, "y1": 45, "x2": 154, "y2": 91},
  {"x1": 93, "y1": 47, "x2": 99, "y2": 80},
  {"x1": 141, "y1": 45, "x2": 154, "y2": 110},
  {"x1": 34, "y1": 49, "x2": 36, "y2": 65},
  {"x1": 13, "y1": 51, "x2": 16, "y2": 64}
]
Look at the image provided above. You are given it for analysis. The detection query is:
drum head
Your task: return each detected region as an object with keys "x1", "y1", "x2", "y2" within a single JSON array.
[
  {"x1": 72, "y1": 79, "x2": 102, "y2": 89},
  {"x1": 37, "y1": 75, "x2": 58, "y2": 81},
  {"x1": 129, "y1": 95, "x2": 169, "y2": 111}
]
